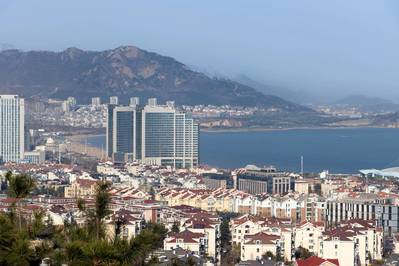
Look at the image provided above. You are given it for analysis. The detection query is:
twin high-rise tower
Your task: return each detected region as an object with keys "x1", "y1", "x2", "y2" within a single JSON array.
[{"x1": 106, "y1": 98, "x2": 199, "y2": 169}]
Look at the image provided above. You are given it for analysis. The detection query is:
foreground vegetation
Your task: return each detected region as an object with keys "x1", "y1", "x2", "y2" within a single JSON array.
[{"x1": 0, "y1": 172, "x2": 168, "y2": 266}]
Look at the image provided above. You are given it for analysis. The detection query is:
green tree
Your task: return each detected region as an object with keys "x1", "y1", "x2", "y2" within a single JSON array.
[
  {"x1": 263, "y1": 251, "x2": 275, "y2": 260},
  {"x1": 93, "y1": 180, "x2": 111, "y2": 239},
  {"x1": 294, "y1": 246, "x2": 314, "y2": 260},
  {"x1": 5, "y1": 171, "x2": 36, "y2": 230},
  {"x1": 171, "y1": 222, "x2": 180, "y2": 233}
]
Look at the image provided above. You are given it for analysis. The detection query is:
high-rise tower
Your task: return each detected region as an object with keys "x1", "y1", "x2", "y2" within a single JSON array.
[{"x1": 0, "y1": 95, "x2": 24, "y2": 163}]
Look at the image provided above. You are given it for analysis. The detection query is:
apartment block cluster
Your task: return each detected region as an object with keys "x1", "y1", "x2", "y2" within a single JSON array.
[
  {"x1": 106, "y1": 96, "x2": 199, "y2": 169},
  {"x1": 3, "y1": 156, "x2": 399, "y2": 264},
  {"x1": 156, "y1": 188, "x2": 326, "y2": 223},
  {"x1": 230, "y1": 215, "x2": 383, "y2": 266},
  {"x1": 0, "y1": 165, "x2": 223, "y2": 264}
]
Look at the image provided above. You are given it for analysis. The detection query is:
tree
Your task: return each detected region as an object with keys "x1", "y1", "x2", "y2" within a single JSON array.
[
  {"x1": 149, "y1": 186, "x2": 156, "y2": 200},
  {"x1": 93, "y1": 180, "x2": 111, "y2": 239},
  {"x1": 294, "y1": 246, "x2": 314, "y2": 260},
  {"x1": 5, "y1": 171, "x2": 36, "y2": 230},
  {"x1": 263, "y1": 251, "x2": 275, "y2": 260},
  {"x1": 171, "y1": 222, "x2": 180, "y2": 233},
  {"x1": 0, "y1": 213, "x2": 34, "y2": 265}
]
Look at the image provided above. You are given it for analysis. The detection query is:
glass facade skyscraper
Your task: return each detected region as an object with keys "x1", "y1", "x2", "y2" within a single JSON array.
[
  {"x1": 106, "y1": 98, "x2": 199, "y2": 168},
  {"x1": 0, "y1": 95, "x2": 24, "y2": 163},
  {"x1": 142, "y1": 99, "x2": 199, "y2": 168},
  {"x1": 106, "y1": 105, "x2": 142, "y2": 161}
]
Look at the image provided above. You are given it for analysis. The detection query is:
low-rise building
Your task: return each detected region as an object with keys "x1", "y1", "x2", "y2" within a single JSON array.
[
  {"x1": 64, "y1": 178, "x2": 97, "y2": 198},
  {"x1": 240, "y1": 232, "x2": 281, "y2": 261}
]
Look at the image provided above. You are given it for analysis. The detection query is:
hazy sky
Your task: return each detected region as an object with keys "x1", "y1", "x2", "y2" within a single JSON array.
[{"x1": 0, "y1": 0, "x2": 399, "y2": 101}]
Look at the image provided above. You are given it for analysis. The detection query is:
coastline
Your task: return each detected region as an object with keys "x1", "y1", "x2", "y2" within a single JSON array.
[
  {"x1": 200, "y1": 125, "x2": 397, "y2": 133},
  {"x1": 64, "y1": 134, "x2": 105, "y2": 159},
  {"x1": 65, "y1": 126, "x2": 399, "y2": 138}
]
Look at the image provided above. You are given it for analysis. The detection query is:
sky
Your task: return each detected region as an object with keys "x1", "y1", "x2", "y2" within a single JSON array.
[{"x1": 0, "y1": 0, "x2": 399, "y2": 102}]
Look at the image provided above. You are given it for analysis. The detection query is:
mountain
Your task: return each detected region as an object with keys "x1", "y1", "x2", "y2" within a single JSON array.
[
  {"x1": 0, "y1": 46, "x2": 310, "y2": 112},
  {"x1": 334, "y1": 95, "x2": 399, "y2": 113},
  {"x1": 234, "y1": 74, "x2": 314, "y2": 104}
]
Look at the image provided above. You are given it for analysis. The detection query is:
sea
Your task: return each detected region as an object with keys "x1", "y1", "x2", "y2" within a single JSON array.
[{"x1": 85, "y1": 128, "x2": 399, "y2": 174}]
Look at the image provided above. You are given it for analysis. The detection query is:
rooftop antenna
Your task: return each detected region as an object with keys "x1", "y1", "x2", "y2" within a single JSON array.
[{"x1": 300, "y1": 156, "x2": 304, "y2": 176}]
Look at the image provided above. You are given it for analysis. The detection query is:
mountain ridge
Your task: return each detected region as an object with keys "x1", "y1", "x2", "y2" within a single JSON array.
[{"x1": 0, "y1": 45, "x2": 311, "y2": 112}]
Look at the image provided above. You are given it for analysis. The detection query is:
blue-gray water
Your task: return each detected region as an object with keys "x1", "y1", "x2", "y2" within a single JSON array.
[{"x1": 86, "y1": 128, "x2": 399, "y2": 173}]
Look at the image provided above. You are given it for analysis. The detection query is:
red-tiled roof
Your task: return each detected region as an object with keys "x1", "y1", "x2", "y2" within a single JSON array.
[
  {"x1": 76, "y1": 178, "x2": 97, "y2": 187},
  {"x1": 244, "y1": 232, "x2": 280, "y2": 245},
  {"x1": 167, "y1": 230, "x2": 205, "y2": 244},
  {"x1": 296, "y1": 256, "x2": 339, "y2": 266}
]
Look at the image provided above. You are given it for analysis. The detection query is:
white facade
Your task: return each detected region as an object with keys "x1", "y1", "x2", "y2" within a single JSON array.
[
  {"x1": 23, "y1": 150, "x2": 45, "y2": 164},
  {"x1": 0, "y1": 95, "x2": 24, "y2": 162},
  {"x1": 141, "y1": 99, "x2": 199, "y2": 169},
  {"x1": 109, "y1": 96, "x2": 119, "y2": 105},
  {"x1": 91, "y1": 97, "x2": 101, "y2": 107}
]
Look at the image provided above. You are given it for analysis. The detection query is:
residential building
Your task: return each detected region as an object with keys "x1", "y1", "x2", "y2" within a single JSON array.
[
  {"x1": 202, "y1": 172, "x2": 231, "y2": 189},
  {"x1": 164, "y1": 230, "x2": 206, "y2": 256},
  {"x1": 141, "y1": 98, "x2": 199, "y2": 169},
  {"x1": 235, "y1": 165, "x2": 292, "y2": 195},
  {"x1": 67, "y1": 97, "x2": 76, "y2": 107},
  {"x1": 110, "y1": 96, "x2": 119, "y2": 105},
  {"x1": 321, "y1": 219, "x2": 383, "y2": 266},
  {"x1": 91, "y1": 97, "x2": 101, "y2": 107},
  {"x1": 295, "y1": 256, "x2": 339, "y2": 266},
  {"x1": 325, "y1": 192, "x2": 398, "y2": 235},
  {"x1": 23, "y1": 149, "x2": 45, "y2": 164},
  {"x1": 106, "y1": 105, "x2": 142, "y2": 162},
  {"x1": 105, "y1": 209, "x2": 143, "y2": 240},
  {"x1": 294, "y1": 221, "x2": 325, "y2": 255},
  {"x1": 240, "y1": 232, "x2": 281, "y2": 261},
  {"x1": 0, "y1": 95, "x2": 24, "y2": 162},
  {"x1": 64, "y1": 178, "x2": 98, "y2": 198},
  {"x1": 129, "y1": 97, "x2": 140, "y2": 106}
]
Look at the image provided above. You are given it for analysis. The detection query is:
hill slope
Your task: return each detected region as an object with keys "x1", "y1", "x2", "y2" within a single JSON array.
[{"x1": 0, "y1": 46, "x2": 310, "y2": 112}]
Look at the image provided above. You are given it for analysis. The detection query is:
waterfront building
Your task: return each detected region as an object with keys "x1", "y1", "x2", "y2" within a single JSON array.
[
  {"x1": 141, "y1": 98, "x2": 199, "y2": 168},
  {"x1": 235, "y1": 165, "x2": 292, "y2": 195},
  {"x1": 129, "y1": 97, "x2": 140, "y2": 106},
  {"x1": 23, "y1": 149, "x2": 45, "y2": 164},
  {"x1": 109, "y1": 96, "x2": 119, "y2": 105},
  {"x1": 106, "y1": 105, "x2": 142, "y2": 161},
  {"x1": 107, "y1": 97, "x2": 198, "y2": 168},
  {"x1": 202, "y1": 172, "x2": 232, "y2": 189},
  {"x1": 91, "y1": 97, "x2": 101, "y2": 107},
  {"x1": 0, "y1": 95, "x2": 25, "y2": 162},
  {"x1": 67, "y1": 97, "x2": 76, "y2": 107},
  {"x1": 325, "y1": 192, "x2": 399, "y2": 235}
]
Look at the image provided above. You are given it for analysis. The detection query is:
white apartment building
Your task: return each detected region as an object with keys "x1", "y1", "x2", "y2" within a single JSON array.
[
  {"x1": 294, "y1": 221, "x2": 325, "y2": 255},
  {"x1": 0, "y1": 95, "x2": 24, "y2": 162},
  {"x1": 141, "y1": 98, "x2": 199, "y2": 169}
]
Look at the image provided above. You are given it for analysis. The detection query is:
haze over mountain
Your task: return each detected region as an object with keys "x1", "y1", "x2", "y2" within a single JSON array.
[
  {"x1": 234, "y1": 74, "x2": 314, "y2": 104},
  {"x1": 0, "y1": 46, "x2": 310, "y2": 112},
  {"x1": 1, "y1": 1, "x2": 399, "y2": 101},
  {"x1": 334, "y1": 95, "x2": 399, "y2": 113}
]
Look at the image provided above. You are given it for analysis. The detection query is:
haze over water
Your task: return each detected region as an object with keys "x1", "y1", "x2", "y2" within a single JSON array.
[{"x1": 87, "y1": 128, "x2": 399, "y2": 174}]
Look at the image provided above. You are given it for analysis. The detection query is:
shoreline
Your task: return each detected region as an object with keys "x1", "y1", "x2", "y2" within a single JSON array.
[
  {"x1": 64, "y1": 134, "x2": 105, "y2": 159},
  {"x1": 64, "y1": 126, "x2": 399, "y2": 139},
  {"x1": 200, "y1": 125, "x2": 398, "y2": 133}
]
